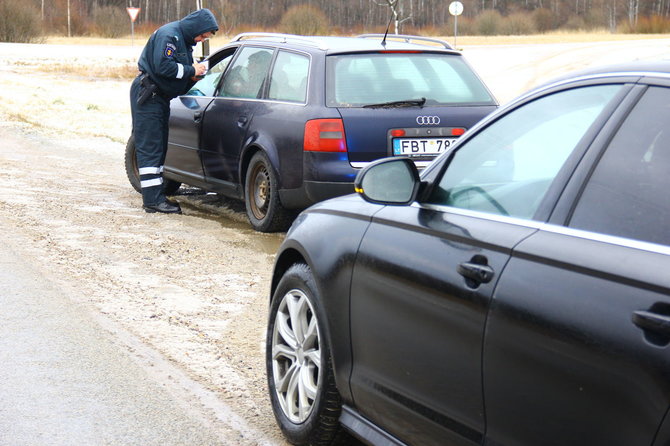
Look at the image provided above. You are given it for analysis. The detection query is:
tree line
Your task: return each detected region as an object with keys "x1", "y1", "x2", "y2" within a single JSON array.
[{"x1": 18, "y1": 0, "x2": 670, "y2": 37}]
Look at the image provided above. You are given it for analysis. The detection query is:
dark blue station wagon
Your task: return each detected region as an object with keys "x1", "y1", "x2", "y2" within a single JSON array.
[{"x1": 125, "y1": 33, "x2": 497, "y2": 231}]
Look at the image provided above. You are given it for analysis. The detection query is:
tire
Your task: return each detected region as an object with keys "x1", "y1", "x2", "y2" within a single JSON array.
[
  {"x1": 244, "y1": 151, "x2": 294, "y2": 232},
  {"x1": 266, "y1": 263, "x2": 352, "y2": 446},
  {"x1": 124, "y1": 134, "x2": 181, "y2": 196}
]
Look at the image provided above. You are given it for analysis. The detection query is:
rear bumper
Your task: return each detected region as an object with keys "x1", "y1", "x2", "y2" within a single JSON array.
[{"x1": 280, "y1": 180, "x2": 355, "y2": 209}]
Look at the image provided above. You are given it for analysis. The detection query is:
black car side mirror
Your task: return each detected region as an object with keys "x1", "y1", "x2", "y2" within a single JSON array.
[{"x1": 354, "y1": 157, "x2": 421, "y2": 205}]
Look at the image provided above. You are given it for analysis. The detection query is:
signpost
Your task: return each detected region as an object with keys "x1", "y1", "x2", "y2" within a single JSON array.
[
  {"x1": 126, "y1": 7, "x2": 141, "y2": 46},
  {"x1": 195, "y1": 0, "x2": 210, "y2": 60},
  {"x1": 449, "y1": 1, "x2": 464, "y2": 48}
]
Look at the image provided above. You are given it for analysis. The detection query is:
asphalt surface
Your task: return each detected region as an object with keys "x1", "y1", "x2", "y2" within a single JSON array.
[{"x1": 0, "y1": 224, "x2": 230, "y2": 446}]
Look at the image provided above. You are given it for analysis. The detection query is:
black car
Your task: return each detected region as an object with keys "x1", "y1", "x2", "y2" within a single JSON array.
[
  {"x1": 266, "y1": 61, "x2": 670, "y2": 446},
  {"x1": 125, "y1": 33, "x2": 497, "y2": 232}
]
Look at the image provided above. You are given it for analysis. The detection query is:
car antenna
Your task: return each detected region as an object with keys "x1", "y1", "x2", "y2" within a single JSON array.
[{"x1": 381, "y1": 15, "x2": 393, "y2": 48}]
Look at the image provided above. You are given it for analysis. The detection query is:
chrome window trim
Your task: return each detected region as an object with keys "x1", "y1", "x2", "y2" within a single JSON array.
[
  {"x1": 418, "y1": 203, "x2": 544, "y2": 229},
  {"x1": 538, "y1": 223, "x2": 670, "y2": 256},
  {"x1": 418, "y1": 203, "x2": 670, "y2": 256}
]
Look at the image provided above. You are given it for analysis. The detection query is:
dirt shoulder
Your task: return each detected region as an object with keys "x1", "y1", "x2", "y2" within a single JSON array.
[{"x1": 0, "y1": 78, "x2": 287, "y2": 443}]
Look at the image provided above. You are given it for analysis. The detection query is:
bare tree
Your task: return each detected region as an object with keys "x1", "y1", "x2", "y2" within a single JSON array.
[
  {"x1": 628, "y1": 0, "x2": 640, "y2": 25},
  {"x1": 371, "y1": 0, "x2": 411, "y2": 34}
]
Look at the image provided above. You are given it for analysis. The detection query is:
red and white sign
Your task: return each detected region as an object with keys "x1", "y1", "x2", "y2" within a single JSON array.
[{"x1": 126, "y1": 7, "x2": 141, "y2": 22}]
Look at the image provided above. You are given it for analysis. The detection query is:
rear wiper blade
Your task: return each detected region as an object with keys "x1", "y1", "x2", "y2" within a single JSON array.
[{"x1": 362, "y1": 97, "x2": 426, "y2": 108}]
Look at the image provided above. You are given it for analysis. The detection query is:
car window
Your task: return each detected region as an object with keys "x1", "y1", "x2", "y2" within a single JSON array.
[
  {"x1": 268, "y1": 51, "x2": 309, "y2": 103},
  {"x1": 426, "y1": 85, "x2": 622, "y2": 220},
  {"x1": 186, "y1": 51, "x2": 234, "y2": 97},
  {"x1": 326, "y1": 53, "x2": 495, "y2": 107},
  {"x1": 569, "y1": 86, "x2": 670, "y2": 246},
  {"x1": 219, "y1": 47, "x2": 274, "y2": 99}
]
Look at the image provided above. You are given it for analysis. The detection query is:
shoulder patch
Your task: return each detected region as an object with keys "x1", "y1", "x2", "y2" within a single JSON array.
[{"x1": 164, "y1": 42, "x2": 177, "y2": 58}]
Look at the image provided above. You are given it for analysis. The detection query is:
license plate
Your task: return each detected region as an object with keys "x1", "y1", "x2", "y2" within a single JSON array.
[{"x1": 393, "y1": 137, "x2": 457, "y2": 157}]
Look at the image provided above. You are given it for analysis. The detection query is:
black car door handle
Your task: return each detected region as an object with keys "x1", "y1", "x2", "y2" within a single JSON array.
[
  {"x1": 458, "y1": 262, "x2": 494, "y2": 284},
  {"x1": 632, "y1": 310, "x2": 670, "y2": 335},
  {"x1": 193, "y1": 111, "x2": 202, "y2": 123},
  {"x1": 237, "y1": 116, "x2": 248, "y2": 127}
]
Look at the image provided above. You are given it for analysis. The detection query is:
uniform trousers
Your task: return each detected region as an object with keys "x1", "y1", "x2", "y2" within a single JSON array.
[{"x1": 130, "y1": 75, "x2": 171, "y2": 207}]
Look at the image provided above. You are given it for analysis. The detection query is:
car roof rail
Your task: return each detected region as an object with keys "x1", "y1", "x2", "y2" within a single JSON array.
[
  {"x1": 356, "y1": 34, "x2": 453, "y2": 50},
  {"x1": 231, "y1": 32, "x2": 329, "y2": 50}
]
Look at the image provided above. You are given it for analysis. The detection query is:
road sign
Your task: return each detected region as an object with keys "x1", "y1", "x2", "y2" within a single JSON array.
[
  {"x1": 449, "y1": 1, "x2": 464, "y2": 16},
  {"x1": 127, "y1": 7, "x2": 141, "y2": 47},
  {"x1": 449, "y1": 1, "x2": 463, "y2": 48},
  {"x1": 126, "y1": 7, "x2": 140, "y2": 22}
]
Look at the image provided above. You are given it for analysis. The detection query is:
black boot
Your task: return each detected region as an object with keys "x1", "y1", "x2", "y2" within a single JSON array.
[{"x1": 144, "y1": 201, "x2": 182, "y2": 214}]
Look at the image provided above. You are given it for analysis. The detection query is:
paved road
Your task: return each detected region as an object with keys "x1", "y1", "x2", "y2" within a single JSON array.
[{"x1": 0, "y1": 224, "x2": 235, "y2": 446}]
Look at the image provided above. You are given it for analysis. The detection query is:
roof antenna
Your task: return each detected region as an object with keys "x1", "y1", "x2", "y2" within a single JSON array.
[{"x1": 381, "y1": 15, "x2": 393, "y2": 48}]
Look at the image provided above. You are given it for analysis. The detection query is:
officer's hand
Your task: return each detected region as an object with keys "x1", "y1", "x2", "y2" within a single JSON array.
[{"x1": 192, "y1": 63, "x2": 207, "y2": 77}]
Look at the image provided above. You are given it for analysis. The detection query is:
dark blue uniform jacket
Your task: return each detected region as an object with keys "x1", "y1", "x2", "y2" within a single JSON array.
[{"x1": 137, "y1": 9, "x2": 218, "y2": 99}]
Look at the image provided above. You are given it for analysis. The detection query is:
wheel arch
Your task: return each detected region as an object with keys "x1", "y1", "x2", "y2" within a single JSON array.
[{"x1": 239, "y1": 136, "x2": 283, "y2": 199}]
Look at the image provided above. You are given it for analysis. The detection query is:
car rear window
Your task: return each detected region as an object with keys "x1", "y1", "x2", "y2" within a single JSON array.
[{"x1": 326, "y1": 52, "x2": 495, "y2": 107}]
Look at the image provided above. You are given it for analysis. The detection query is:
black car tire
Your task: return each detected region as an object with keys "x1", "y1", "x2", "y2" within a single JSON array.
[
  {"x1": 124, "y1": 134, "x2": 181, "y2": 196},
  {"x1": 266, "y1": 263, "x2": 352, "y2": 446},
  {"x1": 245, "y1": 151, "x2": 293, "y2": 232}
]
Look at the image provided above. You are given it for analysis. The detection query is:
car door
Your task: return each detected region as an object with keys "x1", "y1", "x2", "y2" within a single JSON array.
[
  {"x1": 483, "y1": 84, "x2": 670, "y2": 446},
  {"x1": 165, "y1": 48, "x2": 236, "y2": 186},
  {"x1": 199, "y1": 46, "x2": 274, "y2": 194},
  {"x1": 348, "y1": 83, "x2": 625, "y2": 446}
]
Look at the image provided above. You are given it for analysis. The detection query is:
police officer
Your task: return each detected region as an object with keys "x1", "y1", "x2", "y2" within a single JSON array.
[{"x1": 130, "y1": 8, "x2": 219, "y2": 213}]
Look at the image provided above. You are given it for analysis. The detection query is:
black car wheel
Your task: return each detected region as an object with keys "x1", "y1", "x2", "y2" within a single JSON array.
[
  {"x1": 124, "y1": 134, "x2": 181, "y2": 196},
  {"x1": 245, "y1": 151, "x2": 293, "y2": 232},
  {"x1": 267, "y1": 263, "x2": 351, "y2": 446}
]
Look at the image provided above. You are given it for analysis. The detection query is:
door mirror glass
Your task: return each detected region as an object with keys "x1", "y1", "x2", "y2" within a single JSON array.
[{"x1": 354, "y1": 158, "x2": 420, "y2": 204}]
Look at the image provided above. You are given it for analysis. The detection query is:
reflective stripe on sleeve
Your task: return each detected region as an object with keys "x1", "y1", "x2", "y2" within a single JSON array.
[
  {"x1": 139, "y1": 167, "x2": 162, "y2": 175},
  {"x1": 176, "y1": 63, "x2": 184, "y2": 79},
  {"x1": 141, "y1": 178, "x2": 164, "y2": 188}
]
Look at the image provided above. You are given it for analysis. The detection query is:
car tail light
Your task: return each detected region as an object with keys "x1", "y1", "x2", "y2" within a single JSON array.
[
  {"x1": 452, "y1": 128, "x2": 466, "y2": 136},
  {"x1": 304, "y1": 119, "x2": 347, "y2": 152},
  {"x1": 391, "y1": 129, "x2": 406, "y2": 137}
]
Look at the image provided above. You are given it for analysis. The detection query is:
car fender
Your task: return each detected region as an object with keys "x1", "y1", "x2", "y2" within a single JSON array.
[{"x1": 271, "y1": 196, "x2": 380, "y2": 403}]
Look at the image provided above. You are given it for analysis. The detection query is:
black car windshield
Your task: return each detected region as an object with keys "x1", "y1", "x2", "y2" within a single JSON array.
[{"x1": 326, "y1": 52, "x2": 495, "y2": 107}]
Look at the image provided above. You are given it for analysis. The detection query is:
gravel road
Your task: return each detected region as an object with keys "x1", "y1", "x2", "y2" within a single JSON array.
[{"x1": 0, "y1": 37, "x2": 668, "y2": 445}]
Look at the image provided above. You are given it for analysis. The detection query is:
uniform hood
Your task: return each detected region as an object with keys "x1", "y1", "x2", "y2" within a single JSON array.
[{"x1": 179, "y1": 8, "x2": 219, "y2": 46}]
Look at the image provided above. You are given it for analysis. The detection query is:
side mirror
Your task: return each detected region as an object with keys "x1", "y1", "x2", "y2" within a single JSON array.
[{"x1": 354, "y1": 157, "x2": 420, "y2": 205}]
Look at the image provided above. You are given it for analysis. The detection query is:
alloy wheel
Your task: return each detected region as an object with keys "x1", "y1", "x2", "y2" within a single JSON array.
[{"x1": 271, "y1": 288, "x2": 321, "y2": 424}]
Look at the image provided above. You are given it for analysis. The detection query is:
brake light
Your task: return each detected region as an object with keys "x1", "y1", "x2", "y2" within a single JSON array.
[
  {"x1": 379, "y1": 50, "x2": 421, "y2": 53},
  {"x1": 391, "y1": 129, "x2": 406, "y2": 137},
  {"x1": 452, "y1": 128, "x2": 466, "y2": 136},
  {"x1": 304, "y1": 119, "x2": 347, "y2": 152}
]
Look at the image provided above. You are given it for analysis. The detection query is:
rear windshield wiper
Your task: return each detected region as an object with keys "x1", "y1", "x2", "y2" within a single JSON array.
[{"x1": 362, "y1": 97, "x2": 426, "y2": 108}]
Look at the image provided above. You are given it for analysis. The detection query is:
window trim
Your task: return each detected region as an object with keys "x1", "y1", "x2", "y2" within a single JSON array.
[
  {"x1": 266, "y1": 49, "x2": 312, "y2": 105},
  {"x1": 420, "y1": 202, "x2": 670, "y2": 256}
]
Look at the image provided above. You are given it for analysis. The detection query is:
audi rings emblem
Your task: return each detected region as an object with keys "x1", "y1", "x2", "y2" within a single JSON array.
[{"x1": 416, "y1": 115, "x2": 441, "y2": 125}]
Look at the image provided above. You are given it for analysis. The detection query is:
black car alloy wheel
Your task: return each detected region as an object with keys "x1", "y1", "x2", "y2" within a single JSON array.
[{"x1": 266, "y1": 263, "x2": 349, "y2": 445}]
